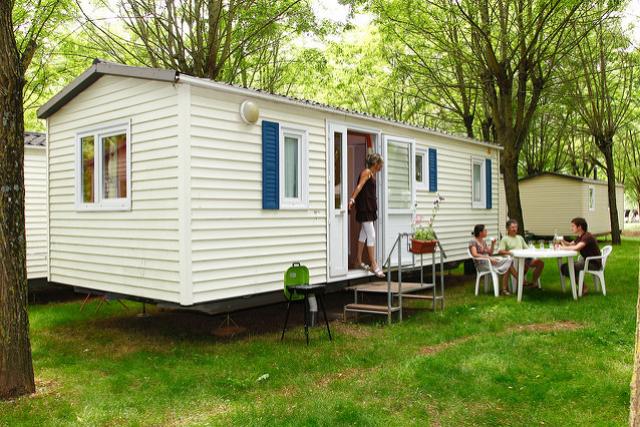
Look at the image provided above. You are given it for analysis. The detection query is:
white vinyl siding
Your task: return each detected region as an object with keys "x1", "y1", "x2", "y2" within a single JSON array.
[
  {"x1": 412, "y1": 140, "x2": 499, "y2": 263},
  {"x1": 520, "y1": 176, "x2": 582, "y2": 236},
  {"x1": 25, "y1": 147, "x2": 48, "y2": 279},
  {"x1": 583, "y1": 180, "x2": 624, "y2": 235},
  {"x1": 521, "y1": 175, "x2": 624, "y2": 236},
  {"x1": 47, "y1": 76, "x2": 181, "y2": 302},
  {"x1": 44, "y1": 72, "x2": 504, "y2": 304},
  {"x1": 188, "y1": 86, "x2": 326, "y2": 303}
]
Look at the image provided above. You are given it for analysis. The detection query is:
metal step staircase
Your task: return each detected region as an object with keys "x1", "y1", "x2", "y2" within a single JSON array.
[{"x1": 343, "y1": 232, "x2": 447, "y2": 324}]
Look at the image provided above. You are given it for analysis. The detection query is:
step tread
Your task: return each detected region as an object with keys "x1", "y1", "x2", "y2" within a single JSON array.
[
  {"x1": 398, "y1": 294, "x2": 439, "y2": 300},
  {"x1": 348, "y1": 281, "x2": 435, "y2": 294},
  {"x1": 344, "y1": 303, "x2": 400, "y2": 312}
]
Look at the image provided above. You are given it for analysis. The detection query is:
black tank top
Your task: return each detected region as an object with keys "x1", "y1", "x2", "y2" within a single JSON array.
[{"x1": 355, "y1": 170, "x2": 377, "y2": 222}]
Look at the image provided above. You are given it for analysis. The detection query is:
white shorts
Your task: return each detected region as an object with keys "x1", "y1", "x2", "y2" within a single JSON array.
[{"x1": 358, "y1": 221, "x2": 376, "y2": 247}]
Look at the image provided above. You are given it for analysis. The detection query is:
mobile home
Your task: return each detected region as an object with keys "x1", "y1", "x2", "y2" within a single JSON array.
[
  {"x1": 24, "y1": 132, "x2": 48, "y2": 279},
  {"x1": 519, "y1": 172, "x2": 624, "y2": 237},
  {"x1": 37, "y1": 60, "x2": 502, "y2": 308}
]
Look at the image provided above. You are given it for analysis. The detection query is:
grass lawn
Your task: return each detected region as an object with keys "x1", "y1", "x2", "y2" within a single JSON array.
[{"x1": 2, "y1": 237, "x2": 639, "y2": 426}]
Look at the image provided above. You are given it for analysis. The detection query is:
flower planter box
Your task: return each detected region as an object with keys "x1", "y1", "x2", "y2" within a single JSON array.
[{"x1": 410, "y1": 239, "x2": 437, "y2": 254}]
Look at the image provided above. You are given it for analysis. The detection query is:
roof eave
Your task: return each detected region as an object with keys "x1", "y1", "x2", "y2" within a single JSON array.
[
  {"x1": 520, "y1": 171, "x2": 623, "y2": 186},
  {"x1": 36, "y1": 60, "x2": 500, "y2": 150},
  {"x1": 37, "y1": 60, "x2": 178, "y2": 119}
]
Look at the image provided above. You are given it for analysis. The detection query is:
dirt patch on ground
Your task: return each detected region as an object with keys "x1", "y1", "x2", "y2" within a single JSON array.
[
  {"x1": 418, "y1": 321, "x2": 584, "y2": 356},
  {"x1": 419, "y1": 336, "x2": 473, "y2": 356},
  {"x1": 331, "y1": 322, "x2": 375, "y2": 339},
  {"x1": 34, "y1": 378, "x2": 59, "y2": 397},
  {"x1": 507, "y1": 320, "x2": 582, "y2": 333},
  {"x1": 316, "y1": 367, "x2": 365, "y2": 389},
  {"x1": 272, "y1": 365, "x2": 373, "y2": 399},
  {"x1": 164, "y1": 403, "x2": 231, "y2": 426}
]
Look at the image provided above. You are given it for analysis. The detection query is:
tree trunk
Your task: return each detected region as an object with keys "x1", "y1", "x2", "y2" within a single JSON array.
[
  {"x1": 601, "y1": 144, "x2": 621, "y2": 244},
  {"x1": 502, "y1": 152, "x2": 524, "y2": 236},
  {"x1": 463, "y1": 115, "x2": 474, "y2": 139},
  {"x1": 0, "y1": 6, "x2": 35, "y2": 399},
  {"x1": 498, "y1": 121, "x2": 525, "y2": 234},
  {"x1": 481, "y1": 117, "x2": 494, "y2": 143}
]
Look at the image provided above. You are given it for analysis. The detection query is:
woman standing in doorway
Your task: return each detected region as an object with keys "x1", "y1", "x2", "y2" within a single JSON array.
[{"x1": 348, "y1": 153, "x2": 385, "y2": 278}]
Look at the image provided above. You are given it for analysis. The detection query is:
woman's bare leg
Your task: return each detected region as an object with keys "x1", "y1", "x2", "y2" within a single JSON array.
[
  {"x1": 367, "y1": 245, "x2": 378, "y2": 271},
  {"x1": 355, "y1": 241, "x2": 365, "y2": 266},
  {"x1": 502, "y1": 271, "x2": 510, "y2": 292}
]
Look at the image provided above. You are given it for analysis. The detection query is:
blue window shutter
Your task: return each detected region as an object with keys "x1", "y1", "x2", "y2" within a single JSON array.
[
  {"x1": 428, "y1": 148, "x2": 437, "y2": 192},
  {"x1": 486, "y1": 159, "x2": 492, "y2": 209},
  {"x1": 262, "y1": 120, "x2": 279, "y2": 209}
]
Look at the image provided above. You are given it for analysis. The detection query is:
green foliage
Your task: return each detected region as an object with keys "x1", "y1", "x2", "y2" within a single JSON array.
[
  {"x1": 13, "y1": 0, "x2": 81, "y2": 131},
  {"x1": 414, "y1": 226, "x2": 435, "y2": 241},
  {"x1": 413, "y1": 194, "x2": 443, "y2": 241}
]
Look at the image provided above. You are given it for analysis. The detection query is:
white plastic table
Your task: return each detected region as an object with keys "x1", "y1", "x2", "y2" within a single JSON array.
[{"x1": 510, "y1": 248, "x2": 579, "y2": 302}]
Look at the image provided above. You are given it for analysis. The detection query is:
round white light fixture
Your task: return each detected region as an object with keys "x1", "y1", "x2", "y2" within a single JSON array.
[{"x1": 240, "y1": 100, "x2": 259, "y2": 124}]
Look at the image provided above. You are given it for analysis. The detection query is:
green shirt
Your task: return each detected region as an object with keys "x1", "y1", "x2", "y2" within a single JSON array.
[{"x1": 499, "y1": 234, "x2": 529, "y2": 251}]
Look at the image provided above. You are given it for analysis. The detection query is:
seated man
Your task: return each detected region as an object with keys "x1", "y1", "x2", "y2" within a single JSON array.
[
  {"x1": 559, "y1": 217, "x2": 601, "y2": 295},
  {"x1": 498, "y1": 219, "x2": 544, "y2": 287}
]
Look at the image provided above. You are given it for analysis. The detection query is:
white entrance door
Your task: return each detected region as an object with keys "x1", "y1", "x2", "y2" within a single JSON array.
[
  {"x1": 328, "y1": 124, "x2": 348, "y2": 277},
  {"x1": 382, "y1": 135, "x2": 415, "y2": 267}
]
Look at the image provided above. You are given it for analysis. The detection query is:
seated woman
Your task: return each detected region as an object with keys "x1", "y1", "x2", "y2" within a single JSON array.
[{"x1": 469, "y1": 224, "x2": 515, "y2": 295}]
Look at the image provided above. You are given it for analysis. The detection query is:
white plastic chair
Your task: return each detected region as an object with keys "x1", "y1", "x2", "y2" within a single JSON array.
[
  {"x1": 578, "y1": 245, "x2": 612, "y2": 296},
  {"x1": 468, "y1": 247, "x2": 500, "y2": 297}
]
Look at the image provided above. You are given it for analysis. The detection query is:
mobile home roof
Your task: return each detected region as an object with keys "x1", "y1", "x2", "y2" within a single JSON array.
[
  {"x1": 37, "y1": 59, "x2": 501, "y2": 150},
  {"x1": 520, "y1": 171, "x2": 623, "y2": 187}
]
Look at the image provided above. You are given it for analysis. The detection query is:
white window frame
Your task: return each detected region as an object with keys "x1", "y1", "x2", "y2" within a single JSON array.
[
  {"x1": 279, "y1": 124, "x2": 309, "y2": 209},
  {"x1": 471, "y1": 157, "x2": 486, "y2": 209},
  {"x1": 415, "y1": 149, "x2": 429, "y2": 191},
  {"x1": 588, "y1": 185, "x2": 596, "y2": 211},
  {"x1": 75, "y1": 121, "x2": 132, "y2": 211}
]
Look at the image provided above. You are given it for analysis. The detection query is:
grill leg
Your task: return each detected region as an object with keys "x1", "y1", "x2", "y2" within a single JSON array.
[
  {"x1": 303, "y1": 295, "x2": 310, "y2": 345},
  {"x1": 280, "y1": 301, "x2": 291, "y2": 341},
  {"x1": 318, "y1": 294, "x2": 332, "y2": 341}
]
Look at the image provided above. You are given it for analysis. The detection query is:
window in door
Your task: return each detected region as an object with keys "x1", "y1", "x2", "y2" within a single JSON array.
[{"x1": 388, "y1": 140, "x2": 412, "y2": 209}]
